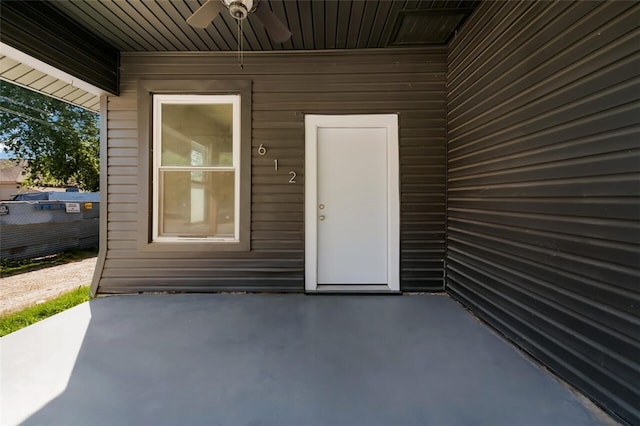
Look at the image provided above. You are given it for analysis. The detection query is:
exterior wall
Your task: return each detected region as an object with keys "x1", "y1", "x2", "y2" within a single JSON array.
[
  {"x1": 446, "y1": 1, "x2": 639, "y2": 424},
  {"x1": 98, "y1": 48, "x2": 447, "y2": 293}
]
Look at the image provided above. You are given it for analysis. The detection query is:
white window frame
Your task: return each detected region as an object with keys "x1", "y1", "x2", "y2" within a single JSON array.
[{"x1": 152, "y1": 94, "x2": 241, "y2": 242}]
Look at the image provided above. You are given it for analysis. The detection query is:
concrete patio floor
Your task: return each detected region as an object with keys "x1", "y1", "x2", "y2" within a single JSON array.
[{"x1": 1, "y1": 294, "x2": 614, "y2": 426}]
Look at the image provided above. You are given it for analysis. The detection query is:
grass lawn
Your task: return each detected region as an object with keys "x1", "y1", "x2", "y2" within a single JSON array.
[{"x1": 0, "y1": 286, "x2": 91, "y2": 337}]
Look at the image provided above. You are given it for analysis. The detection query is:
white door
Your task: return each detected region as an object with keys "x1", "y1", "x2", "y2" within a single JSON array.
[{"x1": 305, "y1": 115, "x2": 399, "y2": 292}]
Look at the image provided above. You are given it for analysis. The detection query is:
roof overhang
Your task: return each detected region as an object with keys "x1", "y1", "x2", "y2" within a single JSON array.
[
  {"x1": 0, "y1": 0, "x2": 119, "y2": 96},
  {"x1": 1, "y1": 43, "x2": 107, "y2": 112}
]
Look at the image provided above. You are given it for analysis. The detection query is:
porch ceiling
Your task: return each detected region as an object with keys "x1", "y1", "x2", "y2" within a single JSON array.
[{"x1": 50, "y1": 0, "x2": 479, "y2": 52}]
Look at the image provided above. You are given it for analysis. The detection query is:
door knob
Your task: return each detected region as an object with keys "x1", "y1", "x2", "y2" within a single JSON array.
[
  {"x1": 319, "y1": 204, "x2": 325, "y2": 209},
  {"x1": 319, "y1": 215, "x2": 326, "y2": 221}
]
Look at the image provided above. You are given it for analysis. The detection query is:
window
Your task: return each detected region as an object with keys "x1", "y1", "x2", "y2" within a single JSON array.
[{"x1": 152, "y1": 95, "x2": 240, "y2": 242}]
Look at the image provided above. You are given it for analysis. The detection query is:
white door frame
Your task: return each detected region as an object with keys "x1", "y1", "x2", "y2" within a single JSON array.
[{"x1": 305, "y1": 114, "x2": 400, "y2": 293}]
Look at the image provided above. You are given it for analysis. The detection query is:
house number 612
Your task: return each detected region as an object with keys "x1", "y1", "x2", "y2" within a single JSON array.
[{"x1": 259, "y1": 144, "x2": 295, "y2": 184}]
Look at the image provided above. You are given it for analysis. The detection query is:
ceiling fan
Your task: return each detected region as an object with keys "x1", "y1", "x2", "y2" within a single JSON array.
[{"x1": 187, "y1": 0, "x2": 292, "y2": 43}]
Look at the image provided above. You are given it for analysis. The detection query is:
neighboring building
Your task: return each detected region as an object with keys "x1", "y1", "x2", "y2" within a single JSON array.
[
  {"x1": 0, "y1": 159, "x2": 25, "y2": 201},
  {"x1": 1, "y1": 1, "x2": 638, "y2": 424}
]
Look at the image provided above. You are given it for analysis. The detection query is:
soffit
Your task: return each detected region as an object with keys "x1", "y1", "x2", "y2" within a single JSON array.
[{"x1": 0, "y1": 55, "x2": 100, "y2": 112}]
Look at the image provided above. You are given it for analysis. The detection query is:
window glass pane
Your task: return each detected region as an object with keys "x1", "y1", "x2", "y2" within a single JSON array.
[
  {"x1": 159, "y1": 171, "x2": 235, "y2": 238},
  {"x1": 161, "y1": 103, "x2": 233, "y2": 167}
]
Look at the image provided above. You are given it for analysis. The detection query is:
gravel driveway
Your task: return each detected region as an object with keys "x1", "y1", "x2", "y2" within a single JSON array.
[{"x1": 0, "y1": 257, "x2": 97, "y2": 316}]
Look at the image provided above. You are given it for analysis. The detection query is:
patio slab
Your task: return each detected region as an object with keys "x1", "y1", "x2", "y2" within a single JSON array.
[{"x1": 1, "y1": 294, "x2": 612, "y2": 426}]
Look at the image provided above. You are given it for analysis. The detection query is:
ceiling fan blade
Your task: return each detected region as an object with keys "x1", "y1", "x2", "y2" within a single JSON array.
[
  {"x1": 187, "y1": 0, "x2": 225, "y2": 28},
  {"x1": 254, "y1": 2, "x2": 292, "y2": 43}
]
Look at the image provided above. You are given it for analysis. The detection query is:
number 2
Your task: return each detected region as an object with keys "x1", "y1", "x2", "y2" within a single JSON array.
[{"x1": 289, "y1": 171, "x2": 297, "y2": 184}]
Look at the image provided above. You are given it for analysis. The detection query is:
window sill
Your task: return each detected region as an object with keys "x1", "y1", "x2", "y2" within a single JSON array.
[{"x1": 138, "y1": 239, "x2": 249, "y2": 252}]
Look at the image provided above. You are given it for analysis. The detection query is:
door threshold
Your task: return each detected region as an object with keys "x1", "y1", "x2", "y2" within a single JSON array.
[{"x1": 308, "y1": 285, "x2": 401, "y2": 294}]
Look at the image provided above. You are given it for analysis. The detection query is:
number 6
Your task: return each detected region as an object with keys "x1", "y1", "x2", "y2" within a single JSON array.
[{"x1": 258, "y1": 144, "x2": 267, "y2": 156}]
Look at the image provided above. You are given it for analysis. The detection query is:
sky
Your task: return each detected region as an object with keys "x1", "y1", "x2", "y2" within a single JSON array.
[{"x1": 0, "y1": 143, "x2": 10, "y2": 159}]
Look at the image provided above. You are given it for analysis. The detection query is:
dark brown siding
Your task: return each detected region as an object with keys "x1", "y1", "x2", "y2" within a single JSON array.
[
  {"x1": 99, "y1": 48, "x2": 447, "y2": 293},
  {"x1": 446, "y1": 1, "x2": 640, "y2": 424}
]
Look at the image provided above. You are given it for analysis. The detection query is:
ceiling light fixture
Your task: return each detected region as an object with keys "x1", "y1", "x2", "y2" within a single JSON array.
[{"x1": 225, "y1": 0, "x2": 255, "y2": 21}]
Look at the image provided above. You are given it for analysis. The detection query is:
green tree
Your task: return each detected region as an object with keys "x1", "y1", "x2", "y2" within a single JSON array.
[{"x1": 0, "y1": 81, "x2": 99, "y2": 191}]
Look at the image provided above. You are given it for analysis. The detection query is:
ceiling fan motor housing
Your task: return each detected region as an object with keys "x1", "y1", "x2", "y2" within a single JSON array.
[{"x1": 225, "y1": 0, "x2": 256, "y2": 20}]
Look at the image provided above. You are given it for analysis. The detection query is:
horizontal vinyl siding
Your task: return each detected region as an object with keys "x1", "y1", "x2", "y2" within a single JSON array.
[
  {"x1": 446, "y1": 1, "x2": 640, "y2": 424},
  {"x1": 100, "y1": 48, "x2": 447, "y2": 293}
]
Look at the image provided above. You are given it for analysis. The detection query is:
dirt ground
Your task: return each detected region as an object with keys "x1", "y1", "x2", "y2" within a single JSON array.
[{"x1": 0, "y1": 257, "x2": 97, "y2": 316}]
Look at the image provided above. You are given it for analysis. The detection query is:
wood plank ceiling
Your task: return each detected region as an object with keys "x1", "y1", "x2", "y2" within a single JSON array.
[{"x1": 50, "y1": 0, "x2": 479, "y2": 52}]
